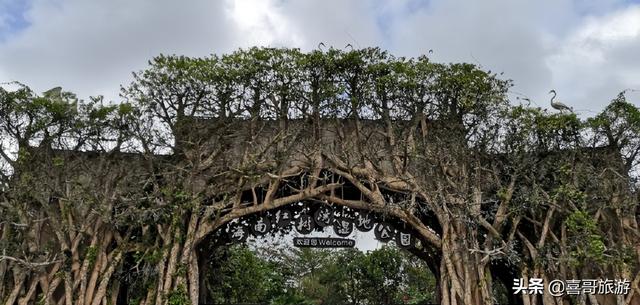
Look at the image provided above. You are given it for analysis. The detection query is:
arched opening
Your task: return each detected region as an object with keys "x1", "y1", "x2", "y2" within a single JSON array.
[
  {"x1": 195, "y1": 198, "x2": 441, "y2": 305},
  {"x1": 167, "y1": 169, "x2": 519, "y2": 305},
  {"x1": 107, "y1": 165, "x2": 470, "y2": 305}
]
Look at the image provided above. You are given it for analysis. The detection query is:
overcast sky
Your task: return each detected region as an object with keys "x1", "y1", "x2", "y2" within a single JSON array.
[{"x1": 1, "y1": 0, "x2": 639, "y2": 114}]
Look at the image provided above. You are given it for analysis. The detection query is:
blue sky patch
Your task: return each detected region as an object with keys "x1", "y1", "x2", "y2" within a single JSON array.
[{"x1": 0, "y1": 0, "x2": 32, "y2": 42}]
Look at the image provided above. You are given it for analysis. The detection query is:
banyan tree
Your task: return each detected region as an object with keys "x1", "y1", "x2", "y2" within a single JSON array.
[{"x1": 1, "y1": 47, "x2": 639, "y2": 305}]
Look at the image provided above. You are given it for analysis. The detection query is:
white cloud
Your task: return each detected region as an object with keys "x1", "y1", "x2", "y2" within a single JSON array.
[
  {"x1": 227, "y1": 0, "x2": 302, "y2": 47},
  {"x1": 384, "y1": 0, "x2": 640, "y2": 111},
  {"x1": 0, "y1": 0, "x2": 238, "y2": 101},
  {"x1": 547, "y1": 5, "x2": 640, "y2": 111},
  {"x1": 0, "y1": 0, "x2": 638, "y2": 112},
  {"x1": 278, "y1": 0, "x2": 382, "y2": 50},
  {"x1": 385, "y1": 0, "x2": 562, "y2": 108}
]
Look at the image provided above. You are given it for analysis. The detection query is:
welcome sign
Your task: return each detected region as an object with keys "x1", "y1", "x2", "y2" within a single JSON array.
[{"x1": 293, "y1": 237, "x2": 356, "y2": 248}]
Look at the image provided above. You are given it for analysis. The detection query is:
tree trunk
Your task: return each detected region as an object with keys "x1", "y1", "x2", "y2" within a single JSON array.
[
  {"x1": 4, "y1": 271, "x2": 25, "y2": 305},
  {"x1": 439, "y1": 220, "x2": 491, "y2": 305}
]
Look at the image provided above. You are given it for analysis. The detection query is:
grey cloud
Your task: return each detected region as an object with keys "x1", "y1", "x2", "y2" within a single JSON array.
[
  {"x1": 0, "y1": 0, "x2": 638, "y2": 112},
  {"x1": 546, "y1": 5, "x2": 640, "y2": 111},
  {"x1": 277, "y1": 0, "x2": 383, "y2": 50},
  {"x1": 0, "y1": 0, "x2": 237, "y2": 101},
  {"x1": 385, "y1": 0, "x2": 639, "y2": 111},
  {"x1": 386, "y1": 0, "x2": 567, "y2": 108}
]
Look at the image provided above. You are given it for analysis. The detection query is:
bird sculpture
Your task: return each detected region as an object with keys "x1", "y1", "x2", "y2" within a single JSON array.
[
  {"x1": 517, "y1": 97, "x2": 531, "y2": 107},
  {"x1": 549, "y1": 90, "x2": 573, "y2": 113}
]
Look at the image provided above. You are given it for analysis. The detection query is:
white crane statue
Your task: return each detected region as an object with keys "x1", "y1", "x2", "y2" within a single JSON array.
[{"x1": 549, "y1": 90, "x2": 573, "y2": 113}]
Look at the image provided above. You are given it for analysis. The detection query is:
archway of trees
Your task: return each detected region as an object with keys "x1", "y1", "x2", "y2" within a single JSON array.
[
  {"x1": 1, "y1": 47, "x2": 639, "y2": 305},
  {"x1": 183, "y1": 170, "x2": 521, "y2": 305},
  {"x1": 191, "y1": 196, "x2": 443, "y2": 305}
]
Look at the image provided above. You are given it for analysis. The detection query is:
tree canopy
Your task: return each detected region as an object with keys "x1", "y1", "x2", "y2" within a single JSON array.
[
  {"x1": 203, "y1": 244, "x2": 436, "y2": 305},
  {"x1": 1, "y1": 47, "x2": 639, "y2": 305}
]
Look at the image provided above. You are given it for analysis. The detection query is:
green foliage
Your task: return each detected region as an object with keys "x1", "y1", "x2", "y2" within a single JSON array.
[
  {"x1": 121, "y1": 46, "x2": 510, "y2": 129},
  {"x1": 85, "y1": 246, "x2": 98, "y2": 267},
  {"x1": 118, "y1": 102, "x2": 134, "y2": 116},
  {"x1": 206, "y1": 245, "x2": 287, "y2": 304},
  {"x1": 503, "y1": 104, "x2": 584, "y2": 154},
  {"x1": 536, "y1": 113, "x2": 580, "y2": 133},
  {"x1": 552, "y1": 184, "x2": 587, "y2": 206},
  {"x1": 88, "y1": 104, "x2": 116, "y2": 120},
  {"x1": 587, "y1": 93, "x2": 640, "y2": 142},
  {"x1": 566, "y1": 210, "x2": 597, "y2": 234},
  {"x1": 16, "y1": 147, "x2": 31, "y2": 164},
  {"x1": 143, "y1": 249, "x2": 163, "y2": 265},
  {"x1": 166, "y1": 284, "x2": 189, "y2": 305},
  {"x1": 128, "y1": 297, "x2": 142, "y2": 305},
  {"x1": 203, "y1": 245, "x2": 436, "y2": 305},
  {"x1": 2, "y1": 47, "x2": 639, "y2": 305},
  {"x1": 357, "y1": 246, "x2": 406, "y2": 304},
  {"x1": 52, "y1": 156, "x2": 65, "y2": 167},
  {"x1": 587, "y1": 92, "x2": 640, "y2": 170},
  {"x1": 293, "y1": 246, "x2": 436, "y2": 304},
  {"x1": 566, "y1": 210, "x2": 606, "y2": 265},
  {"x1": 270, "y1": 294, "x2": 315, "y2": 305}
]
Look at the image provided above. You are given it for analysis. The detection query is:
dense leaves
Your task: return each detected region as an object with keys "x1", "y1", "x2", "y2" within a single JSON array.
[{"x1": 204, "y1": 245, "x2": 436, "y2": 305}]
